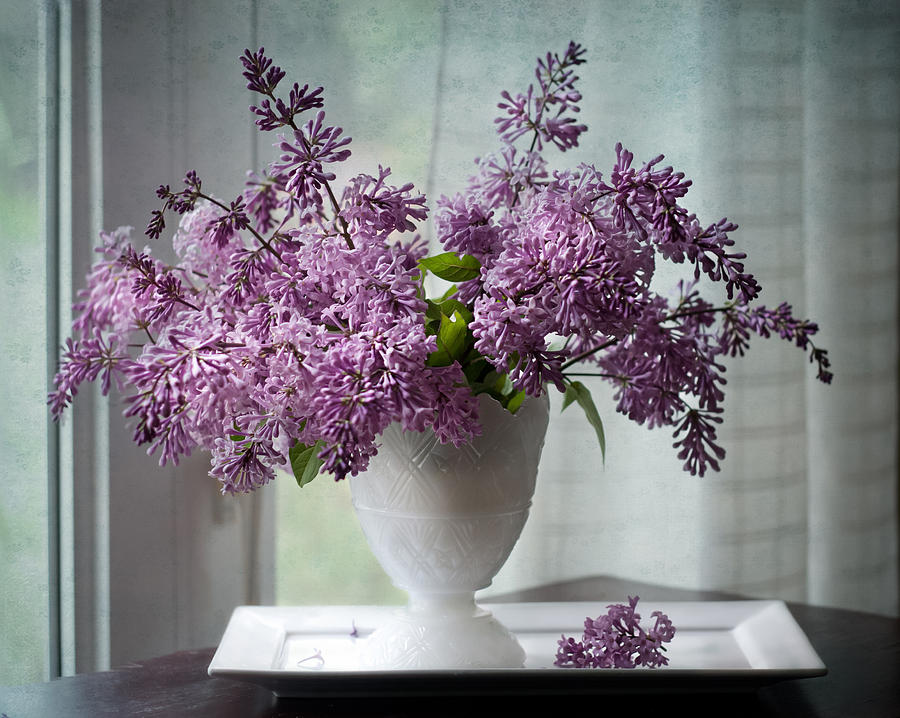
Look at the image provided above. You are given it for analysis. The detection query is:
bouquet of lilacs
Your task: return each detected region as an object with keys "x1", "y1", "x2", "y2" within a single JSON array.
[{"x1": 49, "y1": 43, "x2": 831, "y2": 494}]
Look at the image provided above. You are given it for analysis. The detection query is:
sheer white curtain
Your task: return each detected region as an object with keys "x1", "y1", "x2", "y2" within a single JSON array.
[{"x1": 802, "y1": 2, "x2": 898, "y2": 613}]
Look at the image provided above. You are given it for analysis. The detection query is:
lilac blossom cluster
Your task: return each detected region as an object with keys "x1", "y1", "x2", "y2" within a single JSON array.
[
  {"x1": 441, "y1": 41, "x2": 831, "y2": 475},
  {"x1": 49, "y1": 42, "x2": 831, "y2": 493},
  {"x1": 555, "y1": 596, "x2": 676, "y2": 669}
]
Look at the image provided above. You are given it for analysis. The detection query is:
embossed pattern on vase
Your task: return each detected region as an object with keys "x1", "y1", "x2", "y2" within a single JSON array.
[
  {"x1": 354, "y1": 511, "x2": 529, "y2": 592},
  {"x1": 351, "y1": 394, "x2": 550, "y2": 593}
]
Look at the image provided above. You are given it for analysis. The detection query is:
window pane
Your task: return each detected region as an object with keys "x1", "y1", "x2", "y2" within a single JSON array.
[
  {"x1": 0, "y1": 1, "x2": 49, "y2": 685},
  {"x1": 270, "y1": 1, "x2": 438, "y2": 608},
  {"x1": 275, "y1": 475, "x2": 404, "y2": 605}
]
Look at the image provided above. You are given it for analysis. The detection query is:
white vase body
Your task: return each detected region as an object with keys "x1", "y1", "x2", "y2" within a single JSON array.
[{"x1": 349, "y1": 393, "x2": 550, "y2": 669}]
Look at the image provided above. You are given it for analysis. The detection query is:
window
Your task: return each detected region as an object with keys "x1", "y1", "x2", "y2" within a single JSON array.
[{"x1": 275, "y1": 477, "x2": 403, "y2": 606}]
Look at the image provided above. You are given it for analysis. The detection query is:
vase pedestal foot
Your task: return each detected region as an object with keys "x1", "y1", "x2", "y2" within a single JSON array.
[{"x1": 359, "y1": 593, "x2": 525, "y2": 670}]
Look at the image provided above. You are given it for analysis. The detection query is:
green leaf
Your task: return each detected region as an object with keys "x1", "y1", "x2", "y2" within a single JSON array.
[
  {"x1": 562, "y1": 381, "x2": 606, "y2": 462},
  {"x1": 424, "y1": 300, "x2": 443, "y2": 336},
  {"x1": 419, "y1": 252, "x2": 481, "y2": 282},
  {"x1": 477, "y1": 369, "x2": 500, "y2": 388},
  {"x1": 289, "y1": 440, "x2": 325, "y2": 488},
  {"x1": 437, "y1": 310, "x2": 468, "y2": 361},
  {"x1": 505, "y1": 389, "x2": 526, "y2": 414},
  {"x1": 561, "y1": 384, "x2": 577, "y2": 412},
  {"x1": 463, "y1": 356, "x2": 490, "y2": 384},
  {"x1": 493, "y1": 372, "x2": 515, "y2": 397},
  {"x1": 425, "y1": 348, "x2": 452, "y2": 367},
  {"x1": 425, "y1": 298, "x2": 473, "y2": 339},
  {"x1": 438, "y1": 298, "x2": 473, "y2": 323}
]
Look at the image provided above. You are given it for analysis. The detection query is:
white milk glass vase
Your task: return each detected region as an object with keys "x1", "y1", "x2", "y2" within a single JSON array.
[{"x1": 349, "y1": 393, "x2": 550, "y2": 669}]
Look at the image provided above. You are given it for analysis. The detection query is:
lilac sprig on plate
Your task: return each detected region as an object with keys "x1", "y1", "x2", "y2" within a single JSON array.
[{"x1": 555, "y1": 596, "x2": 675, "y2": 669}]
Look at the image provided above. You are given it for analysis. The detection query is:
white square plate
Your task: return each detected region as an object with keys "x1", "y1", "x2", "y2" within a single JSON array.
[{"x1": 207, "y1": 601, "x2": 827, "y2": 697}]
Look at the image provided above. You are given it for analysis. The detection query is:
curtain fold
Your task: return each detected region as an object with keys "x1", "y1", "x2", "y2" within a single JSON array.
[{"x1": 802, "y1": 0, "x2": 899, "y2": 613}]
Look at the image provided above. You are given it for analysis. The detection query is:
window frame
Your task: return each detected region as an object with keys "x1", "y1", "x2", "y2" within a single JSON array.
[{"x1": 47, "y1": 0, "x2": 273, "y2": 676}]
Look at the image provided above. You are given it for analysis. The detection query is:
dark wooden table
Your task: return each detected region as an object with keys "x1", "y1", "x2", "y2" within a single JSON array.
[{"x1": 2, "y1": 576, "x2": 897, "y2": 717}]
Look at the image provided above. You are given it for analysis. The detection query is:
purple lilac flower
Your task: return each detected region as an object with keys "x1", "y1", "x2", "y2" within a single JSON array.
[
  {"x1": 249, "y1": 82, "x2": 326, "y2": 132},
  {"x1": 146, "y1": 171, "x2": 204, "y2": 239},
  {"x1": 303, "y1": 318, "x2": 439, "y2": 480},
  {"x1": 340, "y1": 166, "x2": 428, "y2": 238},
  {"x1": 172, "y1": 200, "x2": 245, "y2": 287},
  {"x1": 495, "y1": 41, "x2": 587, "y2": 152},
  {"x1": 243, "y1": 171, "x2": 281, "y2": 233},
  {"x1": 119, "y1": 246, "x2": 200, "y2": 323},
  {"x1": 272, "y1": 111, "x2": 351, "y2": 205},
  {"x1": 555, "y1": 596, "x2": 675, "y2": 669},
  {"x1": 210, "y1": 414, "x2": 286, "y2": 494},
  {"x1": 468, "y1": 147, "x2": 548, "y2": 209},
  {"x1": 603, "y1": 144, "x2": 760, "y2": 302},
  {"x1": 50, "y1": 42, "x2": 832, "y2": 492},
  {"x1": 222, "y1": 244, "x2": 275, "y2": 306},
  {"x1": 241, "y1": 47, "x2": 286, "y2": 95},
  {"x1": 70, "y1": 226, "x2": 152, "y2": 349},
  {"x1": 535, "y1": 42, "x2": 587, "y2": 105},
  {"x1": 427, "y1": 362, "x2": 481, "y2": 447},
  {"x1": 495, "y1": 86, "x2": 535, "y2": 145},
  {"x1": 48, "y1": 331, "x2": 130, "y2": 419},
  {"x1": 721, "y1": 302, "x2": 833, "y2": 383},
  {"x1": 121, "y1": 324, "x2": 236, "y2": 466},
  {"x1": 206, "y1": 195, "x2": 251, "y2": 248},
  {"x1": 672, "y1": 409, "x2": 725, "y2": 477},
  {"x1": 241, "y1": 47, "x2": 326, "y2": 132},
  {"x1": 468, "y1": 177, "x2": 651, "y2": 393},
  {"x1": 434, "y1": 193, "x2": 502, "y2": 261}
]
